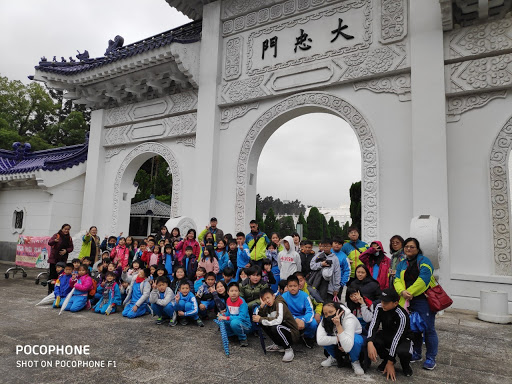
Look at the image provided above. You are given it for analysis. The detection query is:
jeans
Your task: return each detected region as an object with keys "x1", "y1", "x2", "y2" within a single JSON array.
[
  {"x1": 151, "y1": 302, "x2": 175, "y2": 318},
  {"x1": 409, "y1": 298, "x2": 438, "y2": 360},
  {"x1": 324, "y1": 333, "x2": 364, "y2": 362}
]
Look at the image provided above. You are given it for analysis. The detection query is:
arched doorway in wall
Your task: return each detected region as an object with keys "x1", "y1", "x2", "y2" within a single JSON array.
[
  {"x1": 110, "y1": 142, "x2": 181, "y2": 236},
  {"x1": 257, "y1": 112, "x2": 361, "y2": 240},
  {"x1": 235, "y1": 92, "x2": 378, "y2": 240}
]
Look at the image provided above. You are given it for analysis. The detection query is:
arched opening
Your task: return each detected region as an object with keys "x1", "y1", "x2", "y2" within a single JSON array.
[
  {"x1": 110, "y1": 142, "x2": 181, "y2": 235},
  {"x1": 235, "y1": 92, "x2": 378, "y2": 239},
  {"x1": 257, "y1": 113, "x2": 361, "y2": 240}
]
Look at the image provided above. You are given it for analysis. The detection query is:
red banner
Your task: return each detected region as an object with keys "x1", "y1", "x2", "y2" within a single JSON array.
[{"x1": 16, "y1": 235, "x2": 51, "y2": 269}]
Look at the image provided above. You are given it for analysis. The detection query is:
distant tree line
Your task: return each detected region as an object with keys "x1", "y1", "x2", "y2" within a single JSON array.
[{"x1": 256, "y1": 194, "x2": 306, "y2": 216}]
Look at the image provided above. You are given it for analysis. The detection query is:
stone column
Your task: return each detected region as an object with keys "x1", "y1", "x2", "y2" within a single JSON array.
[
  {"x1": 410, "y1": 1, "x2": 449, "y2": 276},
  {"x1": 192, "y1": 1, "x2": 223, "y2": 227},
  {"x1": 80, "y1": 109, "x2": 106, "y2": 231}
]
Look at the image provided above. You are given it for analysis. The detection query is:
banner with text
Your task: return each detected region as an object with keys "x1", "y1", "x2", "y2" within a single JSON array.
[{"x1": 16, "y1": 235, "x2": 51, "y2": 269}]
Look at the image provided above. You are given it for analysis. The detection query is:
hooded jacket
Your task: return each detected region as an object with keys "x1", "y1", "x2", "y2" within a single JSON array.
[
  {"x1": 309, "y1": 252, "x2": 341, "y2": 296},
  {"x1": 111, "y1": 245, "x2": 130, "y2": 270},
  {"x1": 341, "y1": 239, "x2": 368, "y2": 278},
  {"x1": 359, "y1": 241, "x2": 391, "y2": 290},
  {"x1": 348, "y1": 274, "x2": 382, "y2": 302},
  {"x1": 245, "y1": 231, "x2": 270, "y2": 261},
  {"x1": 277, "y1": 236, "x2": 302, "y2": 280}
]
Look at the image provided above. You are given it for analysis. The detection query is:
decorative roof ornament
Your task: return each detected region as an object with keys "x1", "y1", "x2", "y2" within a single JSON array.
[
  {"x1": 13, "y1": 142, "x2": 32, "y2": 162},
  {"x1": 105, "y1": 35, "x2": 124, "y2": 56},
  {"x1": 76, "y1": 50, "x2": 90, "y2": 61}
]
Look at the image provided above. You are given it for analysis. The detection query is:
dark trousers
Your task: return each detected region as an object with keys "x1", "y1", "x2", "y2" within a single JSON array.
[
  {"x1": 48, "y1": 263, "x2": 58, "y2": 294},
  {"x1": 261, "y1": 324, "x2": 293, "y2": 348},
  {"x1": 372, "y1": 330, "x2": 412, "y2": 364}
]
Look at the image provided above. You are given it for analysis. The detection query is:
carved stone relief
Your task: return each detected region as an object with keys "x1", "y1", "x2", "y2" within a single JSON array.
[
  {"x1": 222, "y1": 75, "x2": 269, "y2": 104},
  {"x1": 176, "y1": 137, "x2": 196, "y2": 147},
  {"x1": 104, "y1": 91, "x2": 198, "y2": 127},
  {"x1": 490, "y1": 115, "x2": 512, "y2": 275},
  {"x1": 447, "y1": 53, "x2": 512, "y2": 94},
  {"x1": 111, "y1": 142, "x2": 181, "y2": 234},
  {"x1": 446, "y1": 19, "x2": 512, "y2": 60},
  {"x1": 224, "y1": 36, "x2": 243, "y2": 81},
  {"x1": 447, "y1": 91, "x2": 507, "y2": 122},
  {"x1": 104, "y1": 113, "x2": 197, "y2": 147},
  {"x1": 353, "y1": 73, "x2": 411, "y2": 101},
  {"x1": 235, "y1": 92, "x2": 378, "y2": 241},
  {"x1": 220, "y1": 102, "x2": 260, "y2": 130},
  {"x1": 380, "y1": 0, "x2": 407, "y2": 44},
  {"x1": 104, "y1": 147, "x2": 126, "y2": 162}
]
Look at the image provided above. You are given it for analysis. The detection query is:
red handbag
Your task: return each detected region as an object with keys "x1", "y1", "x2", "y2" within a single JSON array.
[{"x1": 424, "y1": 280, "x2": 453, "y2": 312}]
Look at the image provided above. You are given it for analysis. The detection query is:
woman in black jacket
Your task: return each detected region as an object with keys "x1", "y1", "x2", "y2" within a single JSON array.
[{"x1": 348, "y1": 264, "x2": 381, "y2": 302}]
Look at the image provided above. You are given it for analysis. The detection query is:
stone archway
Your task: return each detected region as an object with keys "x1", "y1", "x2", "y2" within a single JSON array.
[
  {"x1": 110, "y1": 142, "x2": 182, "y2": 234},
  {"x1": 490, "y1": 116, "x2": 512, "y2": 276},
  {"x1": 235, "y1": 92, "x2": 378, "y2": 239}
]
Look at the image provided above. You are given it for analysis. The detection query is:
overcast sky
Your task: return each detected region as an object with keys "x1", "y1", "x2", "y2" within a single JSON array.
[{"x1": 0, "y1": 0, "x2": 361, "y2": 208}]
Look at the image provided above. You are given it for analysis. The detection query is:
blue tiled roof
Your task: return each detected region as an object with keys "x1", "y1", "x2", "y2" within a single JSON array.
[
  {"x1": 0, "y1": 141, "x2": 88, "y2": 175},
  {"x1": 35, "y1": 20, "x2": 202, "y2": 76}
]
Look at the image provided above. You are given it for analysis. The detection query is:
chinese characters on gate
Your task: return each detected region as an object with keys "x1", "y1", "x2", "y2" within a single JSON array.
[{"x1": 262, "y1": 18, "x2": 354, "y2": 60}]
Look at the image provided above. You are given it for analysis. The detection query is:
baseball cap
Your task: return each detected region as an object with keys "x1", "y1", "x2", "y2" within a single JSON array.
[{"x1": 380, "y1": 288, "x2": 399, "y2": 303}]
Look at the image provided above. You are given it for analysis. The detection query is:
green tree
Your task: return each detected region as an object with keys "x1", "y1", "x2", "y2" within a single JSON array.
[
  {"x1": 350, "y1": 181, "x2": 362, "y2": 231},
  {"x1": 133, "y1": 156, "x2": 172, "y2": 204},
  {"x1": 297, "y1": 211, "x2": 308, "y2": 239},
  {"x1": 278, "y1": 216, "x2": 295, "y2": 238},
  {"x1": 322, "y1": 214, "x2": 331, "y2": 239},
  {"x1": 328, "y1": 216, "x2": 338, "y2": 239},
  {"x1": 264, "y1": 208, "x2": 280, "y2": 235},
  {"x1": 341, "y1": 221, "x2": 350, "y2": 240},
  {"x1": 306, "y1": 207, "x2": 323, "y2": 241}
]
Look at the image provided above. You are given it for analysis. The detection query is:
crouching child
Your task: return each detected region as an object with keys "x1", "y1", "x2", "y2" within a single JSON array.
[
  {"x1": 216, "y1": 282, "x2": 251, "y2": 347},
  {"x1": 122, "y1": 267, "x2": 151, "y2": 318},
  {"x1": 175, "y1": 281, "x2": 203, "y2": 327},
  {"x1": 150, "y1": 276, "x2": 176, "y2": 326},
  {"x1": 94, "y1": 271, "x2": 121, "y2": 315},
  {"x1": 253, "y1": 288, "x2": 299, "y2": 362}
]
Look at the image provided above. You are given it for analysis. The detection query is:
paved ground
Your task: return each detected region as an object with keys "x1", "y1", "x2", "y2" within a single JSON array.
[{"x1": 0, "y1": 261, "x2": 511, "y2": 384}]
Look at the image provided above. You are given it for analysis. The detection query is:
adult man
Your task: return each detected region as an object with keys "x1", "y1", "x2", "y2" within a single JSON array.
[
  {"x1": 245, "y1": 220, "x2": 270, "y2": 267},
  {"x1": 198, "y1": 217, "x2": 224, "y2": 244}
]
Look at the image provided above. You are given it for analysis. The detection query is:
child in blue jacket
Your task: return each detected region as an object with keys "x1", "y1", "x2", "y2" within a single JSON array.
[
  {"x1": 94, "y1": 271, "x2": 122, "y2": 314},
  {"x1": 216, "y1": 282, "x2": 252, "y2": 347},
  {"x1": 150, "y1": 276, "x2": 176, "y2": 325},
  {"x1": 53, "y1": 262, "x2": 73, "y2": 308},
  {"x1": 175, "y1": 281, "x2": 203, "y2": 327}
]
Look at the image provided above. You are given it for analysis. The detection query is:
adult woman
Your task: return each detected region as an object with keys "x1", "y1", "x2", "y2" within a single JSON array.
[
  {"x1": 78, "y1": 226, "x2": 100, "y2": 262},
  {"x1": 388, "y1": 235, "x2": 405, "y2": 286},
  {"x1": 348, "y1": 264, "x2": 381, "y2": 302},
  {"x1": 48, "y1": 224, "x2": 74, "y2": 293},
  {"x1": 169, "y1": 227, "x2": 182, "y2": 244},
  {"x1": 157, "y1": 226, "x2": 171, "y2": 242},
  {"x1": 394, "y1": 237, "x2": 438, "y2": 370},
  {"x1": 175, "y1": 229, "x2": 200, "y2": 258}
]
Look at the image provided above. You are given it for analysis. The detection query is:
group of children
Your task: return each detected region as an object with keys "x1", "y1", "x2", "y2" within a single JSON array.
[{"x1": 47, "y1": 221, "x2": 436, "y2": 380}]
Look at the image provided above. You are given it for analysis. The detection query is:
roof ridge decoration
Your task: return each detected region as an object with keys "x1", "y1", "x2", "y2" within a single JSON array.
[{"x1": 34, "y1": 20, "x2": 202, "y2": 76}]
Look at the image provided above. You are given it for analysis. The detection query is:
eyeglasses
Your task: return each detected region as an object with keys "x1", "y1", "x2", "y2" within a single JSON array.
[{"x1": 404, "y1": 245, "x2": 417, "y2": 249}]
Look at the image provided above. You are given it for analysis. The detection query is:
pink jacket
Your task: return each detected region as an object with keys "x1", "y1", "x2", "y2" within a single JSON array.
[
  {"x1": 359, "y1": 241, "x2": 391, "y2": 290},
  {"x1": 111, "y1": 245, "x2": 130, "y2": 270},
  {"x1": 176, "y1": 239, "x2": 200, "y2": 258},
  {"x1": 198, "y1": 257, "x2": 219, "y2": 275},
  {"x1": 70, "y1": 274, "x2": 93, "y2": 295}
]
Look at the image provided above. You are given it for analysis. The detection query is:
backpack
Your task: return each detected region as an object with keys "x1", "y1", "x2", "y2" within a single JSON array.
[{"x1": 88, "y1": 279, "x2": 98, "y2": 297}]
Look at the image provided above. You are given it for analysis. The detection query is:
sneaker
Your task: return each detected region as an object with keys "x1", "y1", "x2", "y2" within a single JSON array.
[
  {"x1": 351, "y1": 361, "x2": 364, "y2": 375},
  {"x1": 423, "y1": 358, "x2": 436, "y2": 370},
  {"x1": 321, "y1": 355, "x2": 337, "y2": 367},
  {"x1": 179, "y1": 318, "x2": 188, "y2": 326},
  {"x1": 155, "y1": 317, "x2": 164, "y2": 325},
  {"x1": 85, "y1": 300, "x2": 91, "y2": 310},
  {"x1": 403, "y1": 363, "x2": 413, "y2": 377},
  {"x1": 196, "y1": 319, "x2": 204, "y2": 327},
  {"x1": 378, "y1": 360, "x2": 388, "y2": 372},
  {"x1": 302, "y1": 336, "x2": 314, "y2": 349},
  {"x1": 168, "y1": 318, "x2": 177, "y2": 327},
  {"x1": 411, "y1": 352, "x2": 422, "y2": 362},
  {"x1": 282, "y1": 348, "x2": 294, "y2": 362},
  {"x1": 239, "y1": 339, "x2": 248, "y2": 347},
  {"x1": 266, "y1": 343, "x2": 285, "y2": 353}
]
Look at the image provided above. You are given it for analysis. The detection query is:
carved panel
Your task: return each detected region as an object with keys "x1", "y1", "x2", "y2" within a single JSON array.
[
  {"x1": 490, "y1": 116, "x2": 512, "y2": 275},
  {"x1": 353, "y1": 73, "x2": 411, "y2": 101},
  {"x1": 176, "y1": 137, "x2": 196, "y2": 147},
  {"x1": 224, "y1": 36, "x2": 244, "y2": 81},
  {"x1": 222, "y1": 75, "x2": 268, "y2": 104},
  {"x1": 235, "y1": 92, "x2": 378, "y2": 241},
  {"x1": 380, "y1": 0, "x2": 407, "y2": 44},
  {"x1": 447, "y1": 91, "x2": 507, "y2": 122},
  {"x1": 246, "y1": 1, "x2": 372, "y2": 76},
  {"x1": 104, "y1": 147, "x2": 125, "y2": 162},
  {"x1": 222, "y1": 0, "x2": 278, "y2": 20},
  {"x1": 220, "y1": 102, "x2": 260, "y2": 130},
  {"x1": 104, "y1": 113, "x2": 197, "y2": 147},
  {"x1": 111, "y1": 142, "x2": 181, "y2": 234},
  {"x1": 446, "y1": 19, "x2": 512, "y2": 60},
  {"x1": 447, "y1": 53, "x2": 512, "y2": 94},
  {"x1": 104, "y1": 91, "x2": 198, "y2": 127},
  {"x1": 439, "y1": 0, "x2": 453, "y2": 32}
]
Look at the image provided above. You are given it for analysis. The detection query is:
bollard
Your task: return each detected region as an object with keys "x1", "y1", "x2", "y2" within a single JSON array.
[{"x1": 477, "y1": 290, "x2": 512, "y2": 324}]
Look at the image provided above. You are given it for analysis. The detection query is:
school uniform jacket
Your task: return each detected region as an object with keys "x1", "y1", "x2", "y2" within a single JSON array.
[
  {"x1": 281, "y1": 290, "x2": 315, "y2": 325},
  {"x1": 149, "y1": 287, "x2": 176, "y2": 306},
  {"x1": 257, "y1": 295, "x2": 300, "y2": 342},
  {"x1": 393, "y1": 254, "x2": 436, "y2": 307}
]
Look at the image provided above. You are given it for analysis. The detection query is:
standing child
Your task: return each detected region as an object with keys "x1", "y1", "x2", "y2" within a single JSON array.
[
  {"x1": 122, "y1": 267, "x2": 152, "y2": 319},
  {"x1": 341, "y1": 227, "x2": 369, "y2": 281},
  {"x1": 184, "y1": 246, "x2": 198, "y2": 282},
  {"x1": 111, "y1": 237, "x2": 130, "y2": 271},
  {"x1": 170, "y1": 267, "x2": 193, "y2": 295},
  {"x1": 150, "y1": 276, "x2": 176, "y2": 326},
  {"x1": 215, "y1": 239, "x2": 230, "y2": 279},
  {"x1": 194, "y1": 267, "x2": 207, "y2": 293},
  {"x1": 236, "y1": 232, "x2": 251, "y2": 281},
  {"x1": 253, "y1": 288, "x2": 300, "y2": 362},
  {"x1": 217, "y1": 282, "x2": 252, "y2": 347},
  {"x1": 173, "y1": 240, "x2": 183, "y2": 267},
  {"x1": 94, "y1": 271, "x2": 122, "y2": 315},
  {"x1": 71, "y1": 258, "x2": 81, "y2": 277},
  {"x1": 163, "y1": 244, "x2": 174, "y2": 277},
  {"x1": 65, "y1": 265, "x2": 93, "y2": 312},
  {"x1": 227, "y1": 239, "x2": 238, "y2": 273},
  {"x1": 278, "y1": 236, "x2": 302, "y2": 281},
  {"x1": 198, "y1": 245, "x2": 219, "y2": 275},
  {"x1": 53, "y1": 262, "x2": 73, "y2": 308},
  {"x1": 175, "y1": 281, "x2": 203, "y2": 327},
  {"x1": 175, "y1": 229, "x2": 200, "y2": 259}
]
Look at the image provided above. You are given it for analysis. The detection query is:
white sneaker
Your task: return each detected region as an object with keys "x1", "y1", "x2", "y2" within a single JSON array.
[
  {"x1": 321, "y1": 355, "x2": 337, "y2": 367},
  {"x1": 351, "y1": 361, "x2": 364, "y2": 375},
  {"x1": 282, "y1": 348, "x2": 294, "y2": 362},
  {"x1": 266, "y1": 343, "x2": 285, "y2": 353}
]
